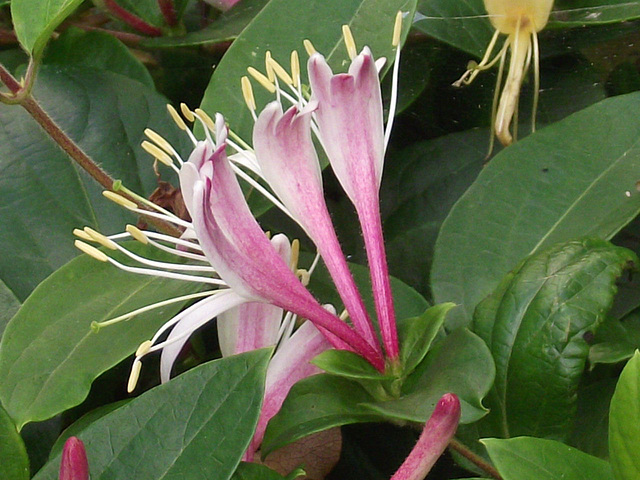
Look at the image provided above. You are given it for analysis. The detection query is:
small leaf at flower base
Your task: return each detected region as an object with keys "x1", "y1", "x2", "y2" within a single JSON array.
[
  {"x1": 32, "y1": 349, "x2": 271, "y2": 480},
  {"x1": 432, "y1": 92, "x2": 640, "y2": 328},
  {"x1": 0, "y1": 405, "x2": 29, "y2": 480},
  {"x1": 473, "y1": 238, "x2": 637, "y2": 441},
  {"x1": 482, "y1": 437, "x2": 615, "y2": 480},
  {"x1": 0, "y1": 243, "x2": 202, "y2": 429},
  {"x1": 398, "y1": 303, "x2": 454, "y2": 377},
  {"x1": 262, "y1": 375, "x2": 381, "y2": 456},
  {"x1": 11, "y1": 0, "x2": 84, "y2": 56},
  {"x1": 312, "y1": 350, "x2": 389, "y2": 381},
  {"x1": 609, "y1": 351, "x2": 640, "y2": 480},
  {"x1": 364, "y1": 328, "x2": 494, "y2": 425}
]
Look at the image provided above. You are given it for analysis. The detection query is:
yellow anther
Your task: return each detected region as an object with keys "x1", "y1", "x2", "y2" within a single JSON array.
[
  {"x1": 144, "y1": 129, "x2": 174, "y2": 156},
  {"x1": 167, "y1": 104, "x2": 188, "y2": 131},
  {"x1": 127, "y1": 360, "x2": 142, "y2": 393},
  {"x1": 342, "y1": 25, "x2": 357, "y2": 60},
  {"x1": 290, "y1": 50, "x2": 300, "y2": 88},
  {"x1": 339, "y1": 309, "x2": 350, "y2": 321},
  {"x1": 83, "y1": 227, "x2": 118, "y2": 250},
  {"x1": 303, "y1": 39, "x2": 316, "y2": 56},
  {"x1": 75, "y1": 240, "x2": 109, "y2": 262},
  {"x1": 102, "y1": 191, "x2": 137, "y2": 209},
  {"x1": 73, "y1": 228, "x2": 93, "y2": 242},
  {"x1": 194, "y1": 108, "x2": 216, "y2": 132},
  {"x1": 265, "y1": 51, "x2": 276, "y2": 82},
  {"x1": 136, "y1": 340, "x2": 153, "y2": 357},
  {"x1": 180, "y1": 103, "x2": 195, "y2": 122},
  {"x1": 297, "y1": 268, "x2": 310, "y2": 286},
  {"x1": 267, "y1": 57, "x2": 293, "y2": 86},
  {"x1": 241, "y1": 76, "x2": 256, "y2": 112},
  {"x1": 247, "y1": 67, "x2": 276, "y2": 93},
  {"x1": 141, "y1": 140, "x2": 174, "y2": 167},
  {"x1": 290, "y1": 239, "x2": 300, "y2": 272},
  {"x1": 126, "y1": 224, "x2": 149, "y2": 244},
  {"x1": 392, "y1": 11, "x2": 403, "y2": 47}
]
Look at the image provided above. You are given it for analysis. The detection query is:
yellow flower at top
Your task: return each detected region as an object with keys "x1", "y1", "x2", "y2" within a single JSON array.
[{"x1": 455, "y1": 0, "x2": 554, "y2": 151}]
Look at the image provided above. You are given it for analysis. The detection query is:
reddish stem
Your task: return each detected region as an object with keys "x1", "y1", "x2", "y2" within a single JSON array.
[
  {"x1": 102, "y1": 0, "x2": 163, "y2": 36},
  {"x1": 157, "y1": 0, "x2": 178, "y2": 26}
]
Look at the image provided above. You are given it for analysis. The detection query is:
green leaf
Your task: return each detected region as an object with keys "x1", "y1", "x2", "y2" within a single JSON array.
[
  {"x1": 143, "y1": 0, "x2": 270, "y2": 48},
  {"x1": 0, "y1": 278, "x2": 20, "y2": 340},
  {"x1": 199, "y1": 0, "x2": 417, "y2": 156},
  {"x1": 312, "y1": 350, "x2": 388, "y2": 381},
  {"x1": 551, "y1": 0, "x2": 640, "y2": 26},
  {"x1": 44, "y1": 28, "x2": 154, "y2": 87},
  {"x1": 262, "y1": 375, "x2": 381, "y2": 455},
  {"x1": 609, "y1": 351, "x2": 640, "y2": 480},
  {"x1": 32, "y1": 349, "x2": 271, "y2": 480},
  {"x1": 232, "y1": 462, "x2": 293, "y2": 480},
  {"x1": 365, "y1": 328, "x2": 494, "y2": 425},
  {"x1": 0, "y1": 65, "x2": 190, "y2": 300},
  {"x1": 0, "y1": 405, "x2": 29, "y2": 480},
  {"x1": 482, "y1": 437, "x2": 615, "y2": 480},
  {"x1": 398, "y1": 303, "x2": 454, "y2": 376},
  {"x1": 474, "y1": 238, "x2": 637, "y2": 440},
  {"x1": 589, "y1": 311, "x2": 640, "y2": 366},
  {"x1": 432, "y1": 92, "x2": 640, "y2": 328},
  {"x1": 0, "y1": 243, "x2": 202, "y2": 429},
  {"x1": 11, "y1": 0, "x2": 84, "y2": 56}
]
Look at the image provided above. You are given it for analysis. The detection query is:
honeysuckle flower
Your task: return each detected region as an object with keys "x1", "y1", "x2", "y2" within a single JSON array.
[
  {"x1": 60, "y1": 437, "x2": 89, "y2": 480},
  {"x1": 454, "y1": 0, "x2": 554, "y2": 149},
  {"x1": 390, "y1": 394, "x2": 461, "y2": 480}
]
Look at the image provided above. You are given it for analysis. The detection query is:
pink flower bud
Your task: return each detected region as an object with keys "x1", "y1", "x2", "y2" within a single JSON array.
[{"x1": 59, "y1": 437, "x2": 89, "y2": 480}]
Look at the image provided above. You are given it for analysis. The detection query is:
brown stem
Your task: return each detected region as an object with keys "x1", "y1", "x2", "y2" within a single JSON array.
[
  {"x1": 103, "y1": 0, "x2": 163, "y2": 36},
  {"x1": 0, "y1": 63, "x2": 21, "y2": 94},
  {"x1": 448, "y1": 438, "x2": 502, "y2": 480},
  {"x1": 158, "y1": 0, "x2": 178, "y2": 26},
  {"x1": 71, "y1": 24, "x2": 146, "y2": 46}
]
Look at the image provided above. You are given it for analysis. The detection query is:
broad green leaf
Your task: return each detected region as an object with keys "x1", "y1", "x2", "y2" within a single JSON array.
[
  {"x1": 432, "y1": 92, "x2": 640, "y2": 328},
  {"x1": 143, "y1": 0, "x2": 270, "y2": 47},
  {"x1": 32, "y1": 349, "x2": 271, "y2": 480},
  {"x1": 474, "y1": 238, "x2": 637, "y2": 440},
  {"x1": 365, "y1": 328, "x2": 494, "y2": 425},
  {"x1": 552, "y1": 0, "x2": 640, "y2": 26},
  {"x1": 589, "y1": 311, "x2": 640, "y2": 366},
  {"x1": 0, "y1": 243, "x2": 202, "y2": 429},
  {"x1": 44, "y1": 28, "x2": 154, "y2": 87},
  {"x1": 312, "y1": 350, "x2": 388, "y2": 381},
  {"x1": 0, "y1": 278, "x2": 20, "y2": 339},
  {"x1": 232, "y1": 462, "x2": 293, "y2": 480},
  {"x1": 0, "y1": 65, "x2": 190, "y2": 300},
  {"x1": 262, "y1": 375, "x2": 381, "y2": 455},
  {"x1": 398, "y1": 303, "x2": 454, "y2": 376},
  {"x1": 199, "y1": 0, "x2": 417, "y2": 148},
  {"x1": 11, "y1": 0, "x2": 83, "y2": 56},
  {"x1": 609, "y1": 351, "x2": 640, "y2": 480},
  {"x1": 483, "y1": 437, "x2": 615, "y2": 480},
  {"x1": 0, "y1": 405, "x2": 29, "y2": 480}
]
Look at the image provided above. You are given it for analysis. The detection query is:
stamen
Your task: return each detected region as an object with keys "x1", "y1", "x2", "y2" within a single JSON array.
[
  {"x1": 303, "y1": 39, "x2": 316, "y2": 56},
  {"x1": 83, "y1": 227, "x2": 118, "y2": 250},
  {"x1": 126, "y1": 224, "x2": 149, "y2": 244},
  {"x1": 93, "y1": 290, "x2": 218, "y2": 329},
  {"x1": 297, "y1": 268, "x2": 310, "y2": 286},
  {"x1": 247, "y1": 67, "x2": 276, "y2": 94},
  {"x1": 290, "y1": 50, "x2": 300, "y2": 88},
  {"x1": 339, "y1": 309, "x2": 350, "y2": 321},
  {"x1": 117, "y1": 184, "x2": 185, "y2": 223},
  {"x1": 265, "y1": 51, "x2": 276, "y2": 82},
  {"x1": 75, "y1": 240, "x2": 109, "y2": 262},
  {"x1": 136, "y1": 340, "x2": 153, "y2": 356},
  {"x1": 73, "y1": 228, "x2": 93, "y2": 242},
  {"x1": 290, "y1": 239, "x2": 300, "y2": 271},
  {"x1": 180, "y1": 103, "x2": 195, "y2": 123},
  {"x1": 141, "y1": 140, "x2": 175, "y2": 167},
  {"x1": 194, "y1": 108, "x2": 216, "y2": 133},
  {"x1": 127, "y1": 360, "x2": 142, "y2": 393},
  {"x1": 342, "y1": 25, "x2": 357, "y2": 60},
  {"x1": 267, "y1": 56, "x2": 294, "y2": 86},
  {"x1": 103, "y1": 255, "x2": 225, "y2": 285},
  {"x1": 241, "y1": 76, "x2": 257, "y2": 114},
  {"x1": 102, "y1": 190, "x2": 136, "y2": 209},
  {"x1": 392, "y1": 11, "x2": 403, "y2": 47},
  {"x1": 167, "y1": 104, "x2": 187, "y2": 131},
  {"x1": 144, "y1": 128, "x2": 183, "y2": 164}
]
